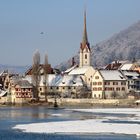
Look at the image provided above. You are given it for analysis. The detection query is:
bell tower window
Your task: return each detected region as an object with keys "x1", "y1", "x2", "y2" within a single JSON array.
[{"x1": 85, "y1": 54, "x2": 87, "y2": 59}]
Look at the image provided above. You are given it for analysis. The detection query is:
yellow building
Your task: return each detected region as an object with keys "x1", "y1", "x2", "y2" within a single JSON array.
[
  {"x1": 92, "y1": 70, "x2": 127, "y2": 99},
  {"x1": 25, "y1": 74, "x2": 86, "y2": 99}
]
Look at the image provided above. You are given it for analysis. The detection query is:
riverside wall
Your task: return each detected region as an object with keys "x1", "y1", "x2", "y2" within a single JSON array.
[{"x1": 48, "y1": 98, "x2": 136, "y2": 107}]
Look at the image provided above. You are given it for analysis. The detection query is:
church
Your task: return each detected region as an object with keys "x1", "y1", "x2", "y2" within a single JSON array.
[{"x1": 65, "y1": 10, "x2": 95, "y2": 91}]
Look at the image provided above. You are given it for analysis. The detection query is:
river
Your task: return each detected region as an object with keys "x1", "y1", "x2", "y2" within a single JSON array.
[{"x1": 0, "y1": 106, "x2": 139, "y2": 140}]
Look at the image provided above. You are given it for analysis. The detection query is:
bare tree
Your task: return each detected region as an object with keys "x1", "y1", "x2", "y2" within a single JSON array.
[
  {"x1": 44, "y1": 53, "x2": 48, "y2": 102},
  {"x1": 32, "y1": 50, "x2": 41, "y2": 101}
]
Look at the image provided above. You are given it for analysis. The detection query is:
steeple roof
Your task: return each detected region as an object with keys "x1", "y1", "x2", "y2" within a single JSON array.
[
  {"x1": 80, "y1": 10, "x2": 90, "y2": 51},
  {"x1": 82, "y1": 10, "x2": 88, "y2": 45}
]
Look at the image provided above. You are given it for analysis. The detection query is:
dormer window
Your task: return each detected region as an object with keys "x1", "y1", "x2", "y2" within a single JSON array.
[
  {"x1": 73, "y1": 81, "x2": 76, "y2": 84},
  {"x1": 62, "y1": 82, "x2": 65, "y2": 84}
]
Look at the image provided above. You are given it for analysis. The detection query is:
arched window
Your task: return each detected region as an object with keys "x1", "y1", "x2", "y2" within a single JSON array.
[{"x1": 85, "y1": 54, "x2": 87, "y2": 59}]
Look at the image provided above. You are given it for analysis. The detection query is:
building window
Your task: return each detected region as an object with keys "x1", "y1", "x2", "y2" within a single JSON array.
[
  {"x1": 68, "y1": 87, "x2": 71, "y2": 89},
  {"x1": 98, "y1": 82, "x2": 102, "y2": 85},
  {"x1": 113, "y1": 82, "x2": 118, "y2": 85},
  {"x1": 95, "y1": 76, "x2": 99, "y2": 79},
  {"x1": 98, "y1": 87, "x2": 102, "y2": 91},
  {"x1": 93, "y1": 87, "x2": 97, "y2": 91},
  {"x1": 85, "y1": 54, "x2": 87, "y2": 59},
  {"x1": 93, "y1": 82, "x2": 97, "y2": 85},
  {"x1": 22, "y1": 88, "x2": 25, "y2": 92},
  {"x1": 56, "y1": 87, "x2": 59, "y2": 90},
  {"x1": 41, "y1": 92, "x2": 45, "y2": 95},
  {"x1": 116, "y1": 87, "x2": 120, "y2": 91},
  {"x1": 105, "y1": 82, "x2": 110, "y2": 85},
  {"x1": 121, "y1": 82, "x2": 126, "y2": 85},
  {"x1": 40, "y1": 88, "x2": 42, "y2": 91},
  {"x1": 63, "y1": 87, "x2": 65, "y2": 89},
  {"x1": 122, "y1": 87, "x2": 125, "y2": 91},
  {"x1": 50, "y1": 87, "x2": 53, "y2": 89}
]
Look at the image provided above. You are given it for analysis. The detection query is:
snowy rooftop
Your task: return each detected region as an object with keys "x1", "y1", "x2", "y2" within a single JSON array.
[
  {"x1": 24, "y1": 74, "x2": 83, "y2": 87},
  {"x1": 120, "y1": 63, "x2": 133, "y2": 70},
  {"x1": 100, "y1": 70, "x2": 126, "y2": 81},
  {"x1": 69, "y1": 66, "x2": 94, "y2": 75},
  {"x1": 55, "y1": 75, "x2": 83, "y2": 86},
  {"x1": 64, "y1": 65, "x2": 78, "y2": 74},
  {"x1": 121, "y1": 71, "x2": 140, "y2": 79},
  {"x1": 122, "y1": 71, "x2": 139, "y2": 76}
]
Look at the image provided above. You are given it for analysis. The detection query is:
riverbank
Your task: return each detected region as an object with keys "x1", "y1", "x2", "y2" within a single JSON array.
[
  {"x1": 48, "y1": 98, "x2": 139, "y2": 108},
  {"x1": 0, "y1": 98, "x2": 139, "y2": 108}
]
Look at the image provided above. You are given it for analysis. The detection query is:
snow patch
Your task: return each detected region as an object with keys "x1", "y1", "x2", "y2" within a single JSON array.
[{"x1": 13, "y1": 108, "x2": 140, "y2": 136}]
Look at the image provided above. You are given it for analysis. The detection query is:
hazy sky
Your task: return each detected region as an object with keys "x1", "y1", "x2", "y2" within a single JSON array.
[{"x1": 0, "y1": 0, "x2": 140, "y2": 66}]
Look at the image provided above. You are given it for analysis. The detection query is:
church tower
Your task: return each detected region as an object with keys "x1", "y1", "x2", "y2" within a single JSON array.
[{"x1": 79, "y1": 10, "x2": 91, "y2": 67}]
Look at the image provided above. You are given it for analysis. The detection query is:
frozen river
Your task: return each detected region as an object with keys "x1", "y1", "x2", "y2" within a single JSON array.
[{"x1": 0, "y1": 106, "x2": 140, "y2": 140}]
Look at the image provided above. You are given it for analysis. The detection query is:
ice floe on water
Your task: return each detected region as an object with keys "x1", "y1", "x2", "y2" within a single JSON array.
[
  {"x1": 13, "y1": 108, "x2": 140, "y2": 136},
  {"x1": 51, "y1": 114, "x2": 63, "y2": 117}
]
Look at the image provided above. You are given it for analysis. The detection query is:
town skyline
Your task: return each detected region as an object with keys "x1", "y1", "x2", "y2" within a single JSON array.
[{"x1": 0, "y1": 0, "x2": 140, "y2": 66}]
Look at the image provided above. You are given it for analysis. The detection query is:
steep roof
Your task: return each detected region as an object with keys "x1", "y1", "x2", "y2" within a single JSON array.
[
  {"x1": 55, "y1": 75, "x2": 83, "y2": 86},
  {"x1": 68, "y1": 66, "x2": 93, "y2": 75},
  {"x1": 100, "y1": 70, "x2": 125, "y2": 81},
  {"x1": 14, "y1": 80, "x2": 32, "y2": 88},
  {"x1": 121, "y1": 70, "x2": 140, "y2": 80},
  {"x1": 82, "y1": 10, "x2": 88, "y2": 45},
  {"x1": 120, "y1": 63, "x2": 134, "y2": 70},
  {"x1": 24, "y1": 74, "x2": 84, "y2": 87},
  {"x1": 80, "y1": 10, "x2": 90, "y2": 51}
]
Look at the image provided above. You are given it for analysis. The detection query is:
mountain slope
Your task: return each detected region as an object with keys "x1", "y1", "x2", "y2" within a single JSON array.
[
  {"x1": 0, "y1": 64, "x2": 30, "y2": 74},
  {"x1": 56, "y1": 21, "x2": 140, "y2": 70}
]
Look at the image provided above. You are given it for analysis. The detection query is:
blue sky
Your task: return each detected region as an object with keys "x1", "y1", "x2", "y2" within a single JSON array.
[{"x1": 0, "y1": 0, "x2": 140, "y2": 66}]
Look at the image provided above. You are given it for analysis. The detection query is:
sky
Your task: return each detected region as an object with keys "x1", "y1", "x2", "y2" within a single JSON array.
[{"x1": 0, "y1": 0, "x2": 140, "y2": 67}]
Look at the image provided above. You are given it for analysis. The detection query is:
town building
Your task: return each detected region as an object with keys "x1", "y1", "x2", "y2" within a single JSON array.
[
  {"x1": 121, "y1": 70, "x2": 140, "y2": 94},
  {"x1": 10, "y1": 78, "x2": 33, "y2": 104},
  {"x1": 92, "y1": 70, "x2": 127, "y2": 99},
  {"x1": 25, "y1": 74, "x2": 87, "y2": 100},
  {"x1": 25, "y1": 64, "x2": 54, "y2": 76}
]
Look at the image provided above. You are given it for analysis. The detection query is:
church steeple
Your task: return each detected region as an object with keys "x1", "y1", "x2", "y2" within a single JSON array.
[
  {"x1": 79, "y1": 9, "x2": 91, "y2": 67},
  {"x1": 82, "y1": 10, "x2": 88, "y2": 45}
]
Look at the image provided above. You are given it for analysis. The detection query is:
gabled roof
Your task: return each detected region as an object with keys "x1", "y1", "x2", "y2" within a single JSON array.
[
  {"x1": 121, "y1": 70, "x2": 140, "y2": 80},
  {"x1": 55, "y1": 75, "x2": 83, "y2": 87},
  {"x1": 68, "y1": 66, "x2": 93, "y2": 75},
  {"x1": 14, "y1": 80, "x2": 32, "y2": 88},
  {"x1": 64, "y1": 65, "x2": 78, "y2": 74},
  {"x1": 80, "y1": 10, "x2": 90, "y2": 51},
  {"x1": 100, "y1": 70, "x2": 125, "y2": 81},
  {"x1": 120, "y1": 63, "x2": 134, "y2": 70},
  {"x1": 25, "y1": 64, "x2": 53, "y2": 75},
  {"x1": 0, "y1": 90, "x2": 7, "y2": 97},
  {"x1": 24, "y1": 74, "x2": 84, "y2": 87}
]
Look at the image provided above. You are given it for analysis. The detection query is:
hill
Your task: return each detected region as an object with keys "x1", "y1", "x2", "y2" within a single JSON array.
[{"x1": 0, "y1": 64, "x2": 30, "y2": 74}]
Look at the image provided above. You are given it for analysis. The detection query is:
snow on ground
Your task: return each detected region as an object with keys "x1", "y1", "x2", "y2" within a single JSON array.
[
  {"x1": 13, "y1": 108, "x2": 140, "y2": 136},
  {"x1": 68, "y1": 108, "x2": 140, "y2": 115}
]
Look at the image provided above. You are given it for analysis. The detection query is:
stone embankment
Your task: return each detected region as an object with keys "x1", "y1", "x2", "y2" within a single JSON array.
[{"x1": 48, "y1": 98, "x2": 136, "y2": 107}]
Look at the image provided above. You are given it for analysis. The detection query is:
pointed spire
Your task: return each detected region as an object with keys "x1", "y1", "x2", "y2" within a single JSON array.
[{"x1": 82, "y1": 9, "x2": 88, "y2": 45}]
